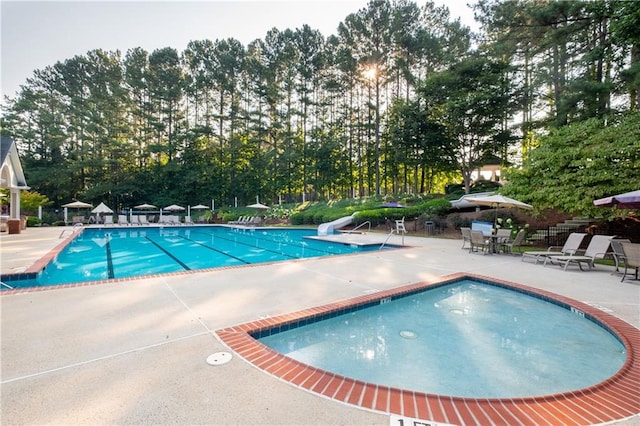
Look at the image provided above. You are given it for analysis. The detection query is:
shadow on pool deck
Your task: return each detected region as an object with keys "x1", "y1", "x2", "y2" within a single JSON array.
[{"x1": 1, "y1": 226, "x2": 639, "y2": 425}]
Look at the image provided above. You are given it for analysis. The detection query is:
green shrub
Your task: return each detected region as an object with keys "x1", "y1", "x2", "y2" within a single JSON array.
[{"x1": 26, "y1": 216, "x2": 41, "y2": 227}]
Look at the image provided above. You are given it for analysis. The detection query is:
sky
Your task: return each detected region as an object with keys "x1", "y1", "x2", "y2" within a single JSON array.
[{"x1": 1, "y1": 0, "x2": 477, "y2": 100}]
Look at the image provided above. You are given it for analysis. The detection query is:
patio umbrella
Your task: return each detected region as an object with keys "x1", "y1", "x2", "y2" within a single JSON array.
[
  {"x1": 379, "y1": 202, "x2": 405, "y2": 208},
  {"x1": 134, "y1": 203, "x2": 157, "y2": 210},
  {"x1": 465, "y1": 194, "x2": 533, "y2": 225},
  {"x1": 62, "y1": 200, "x2": 92, "y2": 224},
  {"x1": 164, "y1": 204, "x2": 185, "y2": 211},
  {"x1": 247, "y1": 202, "x2": 269, "y2": 210},
  {"x1": 464, "y1": 194, "x2": 533, "y2": 210},
  {"x1": 91, "y1": 202, "x2": 113, "y2": 214},
  {"x1": 63, "y1": 201, "x2": 93, "y2": 209},
  {"x1": 191, "y1": 204, "x2": 209, "y2": 210},
  {"x1": 593, "y1": 190, "x2": 640, "y2": 209},
  {"x1": 91, "y1": 202, "x2": 113, "y2": 224}
]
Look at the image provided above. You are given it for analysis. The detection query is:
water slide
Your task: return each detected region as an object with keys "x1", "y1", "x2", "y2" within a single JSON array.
[{"x1": 317, "y1": 214, "x2": 355, "y2": 235}]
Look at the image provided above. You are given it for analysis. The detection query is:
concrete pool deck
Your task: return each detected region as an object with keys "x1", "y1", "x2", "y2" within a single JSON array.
[{"x1": 1, "y1": 226, "x2": 639, "y2": 425}]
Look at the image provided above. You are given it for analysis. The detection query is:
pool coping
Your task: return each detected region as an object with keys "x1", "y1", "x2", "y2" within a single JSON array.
[{"x1": 215, "y1": 272, "x2": 640, "y2": 426}]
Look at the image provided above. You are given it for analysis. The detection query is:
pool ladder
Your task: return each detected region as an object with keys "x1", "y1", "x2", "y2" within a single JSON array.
[{"x1": 380, "y1": 220, "x2": 407, "y2": 249}]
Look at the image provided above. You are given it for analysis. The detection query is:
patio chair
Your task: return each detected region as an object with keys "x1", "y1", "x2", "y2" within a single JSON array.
[
  {"x1": 138, "y1": 215, "x2": 150, "y2": 225},
  {"x1": 460, "y1": 227, "x2": 471, "y2": 249},
  {"x1": 118, "y1": 214, "x2": 130, "y2": 226},
  {"x1": 544, "y1": 235, "x2": 613, "y2": 271},
  {"x1": 610, "y1": 239, "x2": 630, "y2": 274},
  {"x1": 469, "y1": 230, "x2": 490, "y2": 254},
  {"x1": 500, "y1": 229, "x2": 526, "y2": 254},
  {"x1": 184, "y1": 215, "x2": 194, "y2": 225},
  {"x1": 621, "y1": 242, "x2": 640, "y2": 282},
  {"x1": 495, "y1": 228, "x2": 512, "y2": 244},
  {"x1": 522, "y1": 232, "x2": 586, "y2": 264},
  {"x1": 103, "y1": 215, "x2": 114, "y2": 225}
]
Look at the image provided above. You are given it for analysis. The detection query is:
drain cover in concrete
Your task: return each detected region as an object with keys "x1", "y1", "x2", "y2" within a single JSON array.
[{"x1": 206, "y1": 352, "x2": 232, "y2": 366}]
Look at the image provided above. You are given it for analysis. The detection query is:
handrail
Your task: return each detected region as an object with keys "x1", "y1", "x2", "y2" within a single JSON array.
[
  {"x1": 1, "y1": 281, "x2": 14, "y2": 290},
  {"x1": 350, "y1": 221, "x2": 371, "y2": 233},
  {"x1": 378, "y1": 229, "x2": 396, "y2": 250}
]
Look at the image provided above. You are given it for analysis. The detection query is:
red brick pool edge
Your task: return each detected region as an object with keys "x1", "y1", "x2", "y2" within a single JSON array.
[{"x1": 216, "y1": 273, "x2": 640, "y2": 426}]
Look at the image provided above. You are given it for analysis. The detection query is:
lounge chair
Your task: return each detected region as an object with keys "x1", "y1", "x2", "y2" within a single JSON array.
[
  {"x1": 118, "y1": 214, "x2": 130, "y2": 226},
  {"x1": 621, "y1": 242, "x2": 640, "y2": 282},
  {"x1": 228, "y1": 216, "x2": 244, "y2": 225},
  {"x1": 138, "y1": 215, "x2": 150, "y2": 225},
  {"x1": 544, "y1": 235, "x2": 613, "y2": 271},
  {"x1": 469, "y1": 230, "x2": 490, "y2": 254},
  {"x1": 247, "y1": 216, "x2": 262, "y2": 226},
  {"x1": 460, "y1": 227, "x2": 471, "y2": 249},
  {"x1": 103, "y1": 215, "x2": 114, "y2": 225},
  {"x1": 500, "y1": 229, "x2": 526, "y2": 254},
  {"x1": 522, "y1": 232, "x2": 586, "y2": 264},
  {"x1": 184, "y1": 215, "x2": 194, "y2": 225},
  {"x1": 610, "y1": 239, "x2": 630, "y2": 273}
]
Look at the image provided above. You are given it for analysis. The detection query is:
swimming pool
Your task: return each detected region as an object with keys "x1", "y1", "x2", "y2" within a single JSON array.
[
  {"x1": 217, "y1": 274, "x2": 640, "y2": 425},
  {"x1": 2, "y1": 226, "x2": 392, "y2": 289},
  {"x1": 257, "y1": 279, "x2": 625, "y2": 398}
]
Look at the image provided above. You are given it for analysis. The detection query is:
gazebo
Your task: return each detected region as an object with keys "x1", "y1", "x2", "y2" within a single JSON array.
[{"x1": 1, "y1": 137, "x2": 29, "y2": 234}]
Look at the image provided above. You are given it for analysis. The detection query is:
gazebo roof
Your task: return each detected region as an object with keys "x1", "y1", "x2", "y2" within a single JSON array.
[{"x1": 1, "y1": 137, "x2": 28, "y2": 188}]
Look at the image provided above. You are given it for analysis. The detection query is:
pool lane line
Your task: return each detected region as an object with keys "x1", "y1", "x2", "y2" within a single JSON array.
[
  {"x1": 144, "y1": 236, "x2": 192, "y2": 270},
  {"x1": 190, "y1": 229, "x2": 333, "y2": 258},
  {"x1": 187, "y1": 231, "x2": 301, "y2": 260},
  {"x1": 105, "y1": 239, "x2": 115, "y2": 279},
  {"x1": 230, "y1": 230, "x2": 342, "y2": 256},
  {"x1": 176, "y1": 236, "x2": 250, "y2": 264}
]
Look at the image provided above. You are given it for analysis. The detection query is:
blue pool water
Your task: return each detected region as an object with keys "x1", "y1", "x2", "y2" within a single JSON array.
[
  {"x1": 4, "y1": 227, "x2": 388, "y2": 289},
  {"x1": 258, "y1": 280, "x2": 626, "y2": 398}
]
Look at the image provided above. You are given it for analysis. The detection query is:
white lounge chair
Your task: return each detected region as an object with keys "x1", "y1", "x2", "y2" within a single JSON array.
[
  {"x1": 118, "y1": 215, "x2": 130, "y2": 226},
  {"x1": 138, "y1": 215, "x2": 150, "y2": 225},
  {"x1": 184, "y1": 215, "x2": 194, "y2": 225},
  {"x1": 544, "y1": 235, "x2": 613, "y2": 271},
  {"x1": 522, "y1": 232, "x2": 586, "y2": 264},
  {"x1": 103, "y1": 215, "x2": 114, "y2": 225}
]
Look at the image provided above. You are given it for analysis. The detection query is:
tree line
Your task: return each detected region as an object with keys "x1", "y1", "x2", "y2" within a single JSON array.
[{"x1": 1, "y1": 0, "x2": 638, "y2": 213}]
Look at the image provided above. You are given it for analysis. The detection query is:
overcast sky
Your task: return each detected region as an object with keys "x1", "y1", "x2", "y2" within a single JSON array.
[{"x1": 1, "y1": 0, "x2": 476, "y2": 100}]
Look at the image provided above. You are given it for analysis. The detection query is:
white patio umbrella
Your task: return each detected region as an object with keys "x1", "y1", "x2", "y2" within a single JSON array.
[
  {"x1": 191, "y1": 204, "x2": 209, "y2": 210},
  {"x1": 464, "y1": 194, "x2": 533, "y2": 210},
  {"x1": 63, "y1": 200, "x2": 93, "y2": 209},
  {"x1": 465, "y1": 194, "x2": 533, "y2": 226},
  {"x1": 91, "y1": 202, "x2": 114, "y2": 224},
  {"x1": 134, "y1": 203, "x2": 157, "y2": 210},
  {"x1": 247, "y1": 202, "x2": 269, "y2": 210},
  {"x1": 91, "y1": 202, "x2": 113, "y2": 214},
  {"x1": 164, "y1": 204, "x2": 185, "y2": 211},
  {"x1": 62, "y1": 200, "x2": 92, "y2": 224}
]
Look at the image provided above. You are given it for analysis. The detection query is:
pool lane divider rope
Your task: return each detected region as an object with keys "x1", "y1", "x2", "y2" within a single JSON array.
[{"x1": 144, "y1": 236, "x2": 192, "y2": 270}]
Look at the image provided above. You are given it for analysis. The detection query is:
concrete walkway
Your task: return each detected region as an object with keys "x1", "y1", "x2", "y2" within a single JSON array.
[{"x1": 1, "y1": 227, "x2": 638, "y2": 425}]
